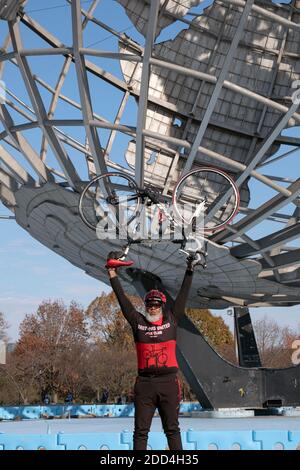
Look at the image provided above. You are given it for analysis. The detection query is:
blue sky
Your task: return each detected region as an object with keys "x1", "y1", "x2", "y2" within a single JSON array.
[
  {"x1": 0, "y1": 0, "x2": 300, "y2": 340},
  {"x1": 0, "y1": 207, "x2": 110, "y2": 339}
]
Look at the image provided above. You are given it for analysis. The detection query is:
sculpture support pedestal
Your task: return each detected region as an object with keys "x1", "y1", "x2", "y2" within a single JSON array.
[{"x1": 127, "y1": 267, "x2": 300, "y2": 409}]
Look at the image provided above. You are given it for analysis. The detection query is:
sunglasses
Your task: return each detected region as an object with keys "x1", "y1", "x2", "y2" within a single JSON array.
[{"x1": 145, "y1": 302, "x2": 162, "y2": 308}]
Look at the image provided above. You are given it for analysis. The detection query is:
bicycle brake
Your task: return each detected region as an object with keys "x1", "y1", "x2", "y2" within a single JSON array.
[
  {"x1": 179, "y1": 238, "x2": 208, "y2": 269},
  {"x1": 114, "y1": 244, "x2": 130, "y2": 260}
]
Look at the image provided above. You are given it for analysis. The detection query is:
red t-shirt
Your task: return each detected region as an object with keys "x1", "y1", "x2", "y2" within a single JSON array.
[{"x1": 110, "y1": 272, "x2": 193, "y2": 376}]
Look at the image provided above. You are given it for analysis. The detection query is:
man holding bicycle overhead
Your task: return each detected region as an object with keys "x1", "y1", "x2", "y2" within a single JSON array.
[{"x1": 106, "y1": 251, "x2": 198, "y2": 451}]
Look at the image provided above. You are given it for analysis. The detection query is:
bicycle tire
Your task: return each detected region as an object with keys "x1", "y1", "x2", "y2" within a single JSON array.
[
  {"x1": 78, "y1": 171, "x2": 141, "y2": 231},
  {"x1": 172, "y1": 167, "x2": 240, "y2": 233}
]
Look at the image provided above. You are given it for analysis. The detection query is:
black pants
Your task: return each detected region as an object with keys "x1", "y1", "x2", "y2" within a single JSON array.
[{"x1": 133, "y1": 373, "x2": 182, "y2": 450}]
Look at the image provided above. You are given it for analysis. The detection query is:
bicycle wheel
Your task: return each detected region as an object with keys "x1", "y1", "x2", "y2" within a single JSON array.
[
  {"x1": 172, "y1": 167, "x2": 240, "y2": 233},
  {"x1": 78, "y1": 171, "x2": 141, "y2": 232}
]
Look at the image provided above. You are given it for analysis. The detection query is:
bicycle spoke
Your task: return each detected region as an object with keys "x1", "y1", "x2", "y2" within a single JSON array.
[
  {"x1": 79, "y1": 172, "x2": 141, "y2": 232},
  {"x1": 173, "y1": 167, "x2": 239, "y2": 233},
  {"x1": 205, "y1": 185, "x2": 235, "y2": 226}
]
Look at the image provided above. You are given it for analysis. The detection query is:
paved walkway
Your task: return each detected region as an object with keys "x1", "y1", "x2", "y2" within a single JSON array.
[{"x1": 1, "y1": 415, "x2": 300, "y2": 434}]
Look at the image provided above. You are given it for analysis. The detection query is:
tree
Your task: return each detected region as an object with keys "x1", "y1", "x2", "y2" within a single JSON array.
[
  {"x1": 10, "y1": 300, "x2": 88, "y2": 403},
  {"x1": 86, "y1": 290, "x2": 144, "y2": 350},
  {"x1": 186, "y1": 308, "x2": 236, "y2": 362},
  {"x1": 85, "y1": 291, "x2": 143, "y2": 401},
  {"x1": 84, "y1": 342, "x2": 137, "y2": 402},
  {"x1": 253, "y1": 316, "x2": 299, "y2": 368}
]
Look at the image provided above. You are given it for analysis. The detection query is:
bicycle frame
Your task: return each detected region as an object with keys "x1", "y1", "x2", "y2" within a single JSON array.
[
  {"x1": 122, "y1": 187, "x2": 207, "y2": 261},
  {"x1": 78, "y1": 166, "x2": 239, "y2": 268}
]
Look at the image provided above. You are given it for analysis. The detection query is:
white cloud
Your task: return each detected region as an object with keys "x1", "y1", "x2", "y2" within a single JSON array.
[
  {"x1": 0, "y1": 295, "x2": 44, "y2": 341},
  {"x1": 64, "y1": 283, "x2": 110, "y2": 297},
  {"x1": 0, "y1": 238, "x2": 48, "y2": 256},
  {"x1": 0, "y1": 295, "x2": 43, "y2": 306},
  {"x1": 30, "y1": 265, "x2": 53, "y2": 276}
]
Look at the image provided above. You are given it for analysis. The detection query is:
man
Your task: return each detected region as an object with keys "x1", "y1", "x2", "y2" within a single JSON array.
[
  {"x1": 106, "y1": 251, "x2": 197, "y2": 450},
  {"x1": 100, "y1": 388, "x2": 109, "y2": 404},
  {"x1": 65, "y1": 391, "x2": 73, "y2": 404}
]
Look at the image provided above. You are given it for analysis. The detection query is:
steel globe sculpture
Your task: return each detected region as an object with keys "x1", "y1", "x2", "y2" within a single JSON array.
[{"x1": 0, "y1": 0, "x2": 300, "y2": 310}]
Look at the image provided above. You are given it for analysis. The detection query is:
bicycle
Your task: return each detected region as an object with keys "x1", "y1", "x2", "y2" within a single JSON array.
[{"x1": 78, "y1": 167, "x2": 240, "y2": 267}]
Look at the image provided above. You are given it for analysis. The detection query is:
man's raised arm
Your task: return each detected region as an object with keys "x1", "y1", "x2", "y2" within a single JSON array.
[
  {"x1": 106, "y1": 252, "x2": 136, "y2": 325},
  {"x1": 173, "y1": 265, "x2": 194, "y2": 320}
]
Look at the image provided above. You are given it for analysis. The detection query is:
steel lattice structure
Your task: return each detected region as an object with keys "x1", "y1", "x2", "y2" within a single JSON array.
[{"x1": 0, "y1": 0, "x2": 300, "y2": 309}]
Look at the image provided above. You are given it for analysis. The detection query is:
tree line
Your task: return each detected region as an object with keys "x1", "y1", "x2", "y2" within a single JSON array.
[{"x1": 0, "y1": 293, "x2": 299, "y2": 405}]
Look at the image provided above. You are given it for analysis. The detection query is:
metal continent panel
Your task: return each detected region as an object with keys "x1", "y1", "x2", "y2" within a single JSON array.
[
  {"x1": 117, "y1": 0, "x2": 203, "y2": 38},
  {"x1": 119, "y1": 0, "x2": 300, "y2": 181},
  {"x1": 0, "y1": 0, "x2": 299, "y2": 306}
]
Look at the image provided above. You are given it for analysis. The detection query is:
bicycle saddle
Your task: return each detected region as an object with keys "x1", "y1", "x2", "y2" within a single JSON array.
[
  {"x1": 105, "y1": 249, "x2": 134, "y2": 269},
  {"x1": 106, "y1": 258, "x2": 133, "y2": 268}
]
